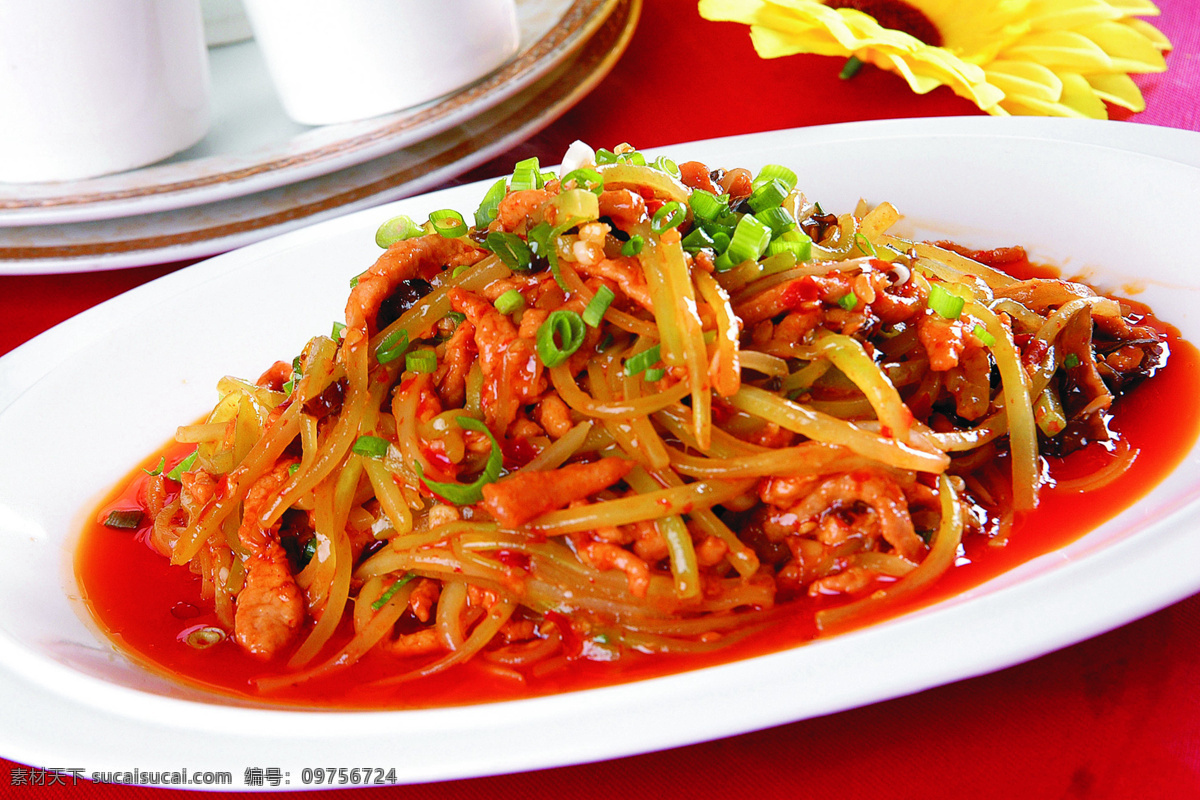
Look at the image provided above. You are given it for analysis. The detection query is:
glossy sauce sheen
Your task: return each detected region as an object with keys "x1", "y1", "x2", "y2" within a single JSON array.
[{"x1": 76, "y1": 337, "x2": 1200, "y2": 710}]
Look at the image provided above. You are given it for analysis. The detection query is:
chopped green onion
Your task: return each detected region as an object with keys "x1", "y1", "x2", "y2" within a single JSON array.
[
  {"x1": 166, "y1": 451, "x2": 198, "y2": 481},
  {"x1": 299, "y1": 536, "x2": 317, "y2": 568},
  {"x1": 624, "y1": 343, "x2": 662, "y2": 376},
  {"x1": 452, "y1": 264, "x2": 471, "y2": 278},
  {"x1": 562, "y1": 167, "x2": 604, "y2": 195},
  {"x1": 652, "y1": 156, "x2": 680, "y2": 177},
  {"x1": 371, "y1": 573, "x2": 417, "y2": 611},
  {"x1": 417, "y1": 416, "x2": 503, "y2": 504},
  {"x1": 510, "y1": 157, "x2": 542, "y2": 191},
  {"x1": 754, "y1": 164, "x2": 798, "y2": 192},
  {"x1": 376, "y1": 328, "x2": 410, "y2": 364},
  {"x1": 838, "y1": 292, "x2": 858, "y2": 311},
  {"x1": 747, "y1": 178, "x2": 789, "y2": 213},
  {"x1": 755, "y1": 206, "x2": 796, "y2": 237},
  {"x1": 644, "y1": 367, "x2": 667, "y2": 382},
  {"x1": 537, "y1": 310, "x2": 586, "y2": 368},
  {"x1": 406, "y1": 349, "x2": 438, "y2": 374},
  {"x1": 726, "y1": 213, "x2": 772, "y2": 265},
  {"x1": 331, "y1": 321, "x2": 346, "y2": 340},
  {"x1": 184, "y1": 626, "x2": 226, "y2": 650},
  {"x1": 854, "y1": 232, "x2": 878, "y2": 257},
  {"x1": 710, "y1": 230, "x2": 732, "y2": 254},
  {"x1": 681, "y1": 227, "x2": 716, "y2": 253},
  {"x1": 621, "y1": 235, "x2": 644, "y2": 257},
  {"x1": 352, "y1": 435, "x2": 391, "y2": 459},
  {"x1": 594, "y1": 148, "x2": 619, "y2": 165},
  {"x1": 446, "y1": 311, "x2": 466, "y2": 327},
  {"x1": 429, "y1": 209, "x2": 467, "y2": 238},
  {"x1": 474, "y1": 177, "x2": 508, "y2": 228},
  {"x1": 765, "y1": 235, "x2": 812, "y2": 260},
  {"x1": 527, "y1": 222, "x2": 554, "y2": 261},
  {"x1": 927, "y1": 284, "x2": 965, "y2": 320},
  {"x1": 597, "y1": 332, "x2": 615, "y2": 352},
  {"x1": 689, "y1": 189, "x2": 726, "y2": 222},
  {"x1": 143, "y1": 457, "x2": 166, "y2": 477},
  {"x1": 651, "y1": 201, "x2": 687, "y2": 234},
  {"x1": 972, "y1": 324, "x2": 997, "y2": 347},
  {"x1": 350, "y1": 269, "x2": 368, "y2": 288},
  {"x1": 840, "y1": 55, "x2": 864, "y2": 79},
  {"x1": 375, "y1": 215, "x2": 424, "y2": 248},
  {"x1": 288, "y1": 463, "x2": 300, "y2": 476},
  {"x1": 1063, "y1": 353, "x2": 1081, "y2": 369},
  {"x1": 102, "y1": 509, "x2": 144, "y2": 529},
  {"x1": 486, "y1": 231, "x2": 534, "y2": 271},
  {"x1": 494, "y1": 289, "x2": 525, "y2": 315},
  {"x1": 582, "y1": 285, "x2": 615, "y2": 327}
]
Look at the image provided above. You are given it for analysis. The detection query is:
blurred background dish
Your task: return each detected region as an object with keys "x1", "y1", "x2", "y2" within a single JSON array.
[
  {"x1": 0, "y1": 0, "x2": 617, "y2": 228},
  {"x1": 0, "y1": 0, "x2": 639, "y2": 274}
]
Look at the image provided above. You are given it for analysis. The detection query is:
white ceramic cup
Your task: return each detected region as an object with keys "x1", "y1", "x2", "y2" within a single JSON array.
[
  {"x1": 240, "y1": 0, "x2": 521, "y2": 126},
  {"x1": 0, "y1": 0, "x2": 211, "y2": 183}
]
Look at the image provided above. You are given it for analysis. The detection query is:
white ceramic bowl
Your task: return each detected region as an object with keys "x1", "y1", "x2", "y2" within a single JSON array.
[
  {"x1": 0, "y1": 0, "x2": 210, "y2": 183},
  {"x1": 240, "y1": 0, "x2": 521, "y2": 126}
]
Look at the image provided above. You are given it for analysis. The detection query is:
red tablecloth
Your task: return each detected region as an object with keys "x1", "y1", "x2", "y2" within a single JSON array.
[{"x1": 3, "y1": 0, "x2": 1199, "y2": 796}]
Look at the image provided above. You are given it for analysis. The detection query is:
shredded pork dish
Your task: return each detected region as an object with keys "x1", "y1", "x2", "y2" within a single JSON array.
[{"x1": 103, "y1": 142, "x2": 1169, "y2": 691}]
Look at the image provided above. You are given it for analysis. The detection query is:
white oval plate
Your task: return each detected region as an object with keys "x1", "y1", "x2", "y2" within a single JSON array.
[
  {"x1": 0, "y1": 0, "x2": 615, "y2": 228},
  {"x1": 2, "y1": 117, "x2": 1199, "y2": 787}
]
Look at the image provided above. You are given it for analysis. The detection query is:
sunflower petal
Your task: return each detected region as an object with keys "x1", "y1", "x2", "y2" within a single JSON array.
[
  {"x1": 985, "y1": 59, "x2": 1064, "y2": 102},
  {"x1": 1078, "y1": 21, "x2": 1166, "y2": 72},
  {"x1": 1001, "y1": 71, "x2": 1107, "y2": 117},
  {"x1": 1026, "y1": 0, "x2": 1121, "y2": 31},
  {"x1": 1118, "y1": 18, "x2": 1171, "y2": 52},
  {"x1": 1101, "y1": 0, "x2": 1161, "y2": 17},
  {"x1": 1001, "y1": 29, "x2": 1114, "y2": 71},
  {"x1": 1085, "y1": 72, "x2": 1146, "y2": 111}
]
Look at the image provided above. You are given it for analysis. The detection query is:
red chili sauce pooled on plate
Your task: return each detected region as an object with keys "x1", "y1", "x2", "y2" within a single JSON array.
[{"x1": 75, "y1": 267, "x2": 1200, "y2": 710}]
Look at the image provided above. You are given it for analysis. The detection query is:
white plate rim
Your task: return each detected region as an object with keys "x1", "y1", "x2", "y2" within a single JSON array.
[
  {"x1": 2, "y1": 116, "x2": 1200, "y2": 787},
  {"x1": 0, "y1": 0, "x2": 617, "y2": 227},
  {"x1": 0, "y1": 0, "x2": 639, "y2": 276}
]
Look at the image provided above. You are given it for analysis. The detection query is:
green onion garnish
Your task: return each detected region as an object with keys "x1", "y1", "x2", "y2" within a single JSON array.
[
  {"x1": 352, "y1": 435, "x2": 391, "y2": 459},
  {"x1": 854, "y1": 232, "x2": 878, "y2": 257},
  {"x1": 582, "y1": 285, "x2": 615, "y2": 327},
  {"x1": 755, "y1": 206, "x2": 797, "y2": 237},
  {"x1": 331, "y1": 321, "x2": 346, "y2": 340},
  {"x1": 474, "y1": 177, "x2": 508, "y2": 228},
  {"x1": 376, "y1": 328, "x2": 410, "y2": 364},
  {"x1": 725, "y1": 213, "x2": 772, "y2": 265},
  {"x1": 973, "y1": 324, "x2": 997, "y2": 347},
  {"x1": 562, "y1": 167, "x2": 604, "y2": 195},
  {"x1": 487, "y1": 231, "x2": 534, "y2": 271},
  {"x1": 621, "y1": 235, "x2": 644, "y2": 257},
  {"x1": 527, "y1": 222, "x2": 554, "y2": 261},
  {"x1": 510, "y1": 157, "x2": 542, "y2": 192},
  {"x1": 689, "y1": 189, "x2": 726, "y2": 222},
  {"x1": 406, "y1": 349, "x2": 438, "y2": 374},
  {"x1": 166, "y1": 451, "x2": 198, "y2": 482},
  {"x1": 747, "y1": 178, "x2": 789, "y2": 213},
  {"x1": 417, "y1": 417, "x2": 503, "y2": 504},
  {"x1": 371, "y1": 573, "x2": 417, "y2": 611},
  {"x1": 838, "y1": 292, "x2": 858, "y2": 311},
  {"x1": 1063, "y1": 353, "x2": 1081, "y2": 368},
  {"x1": 494, "y1": 289, "x2": 525, "y2": 315},
  {"x1": 429, "y1": 209, "x2": 467, "y2": 238},
  {"x1": 644, "y1": 367, "x2": 667, "y2": 382},
  {"x1": 102, "y1": 509, "x2": 144, "y2": 529},
  {"x1": 143, "y1": 457, "x2": 166, "y2": 477},
  {"x1": 375, "y1": 215, "x2": 424, "y2": 248},
  {"x1": 594, "y1": 148, "x2": 618, "y2": 165},
  {"x1": 754, "y1": 164, "x2": 798, "y2": 192},
  {"x1": 652, "y1": 156, "x2": 680, "y2": 178},
  {"x1": 537, "y1": 310, "x2": 586, "y2": 368},
  {"x1": 927, "y1": 284, "x2": 965, "y2": 320},
  {"x1": 350, "y1": 269, "x2": 368, "y2": 288},
  {"x1": 681, "y1": 227, "x2": 717, "y2": 253},
  {"x1": 288, "y1": 463, "x2": 300, "y2": 476},
  {"x1": 446, "y1": 311, "x2": 466, "y2": 327},
  {"x1": 765, "y1": 235, "x2": 812, "y2": 261},
  {"x1": 624, "y1": 343, "x2": 662, "y2": 376},
  {"x1": 651, "y1": 201, "x2": 687, "y2": 234},
  {"x1": 840, "y1": 55, "x2": 864, "y2": 80}
]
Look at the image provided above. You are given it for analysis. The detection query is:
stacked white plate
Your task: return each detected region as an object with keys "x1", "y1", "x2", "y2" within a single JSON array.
[{"x1": 0, "y1": 0, "x2": 640, "y2": 275}]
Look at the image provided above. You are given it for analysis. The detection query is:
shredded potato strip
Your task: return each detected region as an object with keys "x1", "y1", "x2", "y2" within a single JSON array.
[
  {"x1": 694, "y1": 270, "x2": 740, "y2": 396},
  {"x1": 549, "y1": 362, "x2": 689, "y2": 418},
  {"x1": 729, "y1": 385, "x2": 949, "y2": 473},
  {"x1": 530, "y1": 478, "x2": 754, "y2": 535},
  {"x1": 815, "y1": 330, "x2": 912, "y2": 442},
  {"x1": 625, "y1": 467, "x2": 700, "y2": 600},
  {"x1": 816, "y1": 474, "x2": 964, "y2": 632}
]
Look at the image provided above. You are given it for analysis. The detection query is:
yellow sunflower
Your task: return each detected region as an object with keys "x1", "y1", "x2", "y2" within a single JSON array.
[{"x1": 698, "y1": 0, "x2": 1171, "y2": 118}]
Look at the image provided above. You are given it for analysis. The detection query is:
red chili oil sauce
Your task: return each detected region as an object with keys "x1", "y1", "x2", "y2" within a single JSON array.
[{"x1": 75, "y1": 337, "x2": 1200, "y2": 710}]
